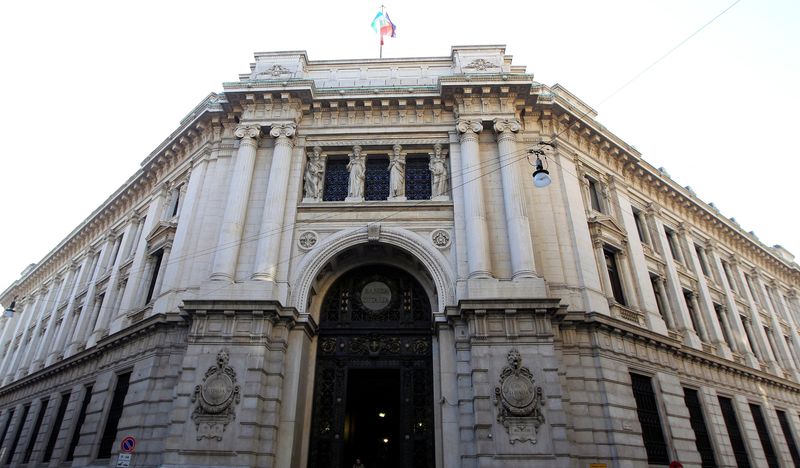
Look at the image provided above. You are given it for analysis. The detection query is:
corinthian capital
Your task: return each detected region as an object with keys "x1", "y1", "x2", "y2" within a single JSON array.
[
  {"x1": 493, "y1": 118, "x2": 521, "y2": 134},
  {"x1": 456, "y1": 119, "x2": 483, "y2": 134},
  {"x1": 234, "y1": 124, "x2": 262, "y2": 140},
  {"x1": 269, "y1": 123, "x2": 297, "y2": 139}
]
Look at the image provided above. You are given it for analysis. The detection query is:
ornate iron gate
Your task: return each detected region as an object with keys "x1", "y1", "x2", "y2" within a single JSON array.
[{"x1": 308, "y1": 265, "x2": 435, "y2": 468}]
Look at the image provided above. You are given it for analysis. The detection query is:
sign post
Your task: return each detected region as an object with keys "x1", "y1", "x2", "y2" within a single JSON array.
[{"x1": 117, "y1": 436, "x2": 136, "y2": 468}]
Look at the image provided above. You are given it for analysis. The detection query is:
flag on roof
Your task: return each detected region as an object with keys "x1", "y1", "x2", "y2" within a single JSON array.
[{"x1": 371, "y1": 9, "x2": 396, "y2": 45}]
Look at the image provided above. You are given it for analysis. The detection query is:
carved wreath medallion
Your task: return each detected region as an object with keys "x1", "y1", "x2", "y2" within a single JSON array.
[
  {"x1": 298, "y1": 231, "x2": 318, "y2": 250},
  {"x1": 494, "y1": 349, "x2": 545, "y2": 444},
  {"x1": 191, "y1": 349, "x2": 241, "y2": 441},
  {"x1": 464, "y1": 58, "x2": 498, "y2": 71},
  {"x1": 431, "y1": 229, "x2": 450, "y2": 249}
]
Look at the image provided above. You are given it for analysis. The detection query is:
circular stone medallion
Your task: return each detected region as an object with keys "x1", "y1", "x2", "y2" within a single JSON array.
[
  {"x1": 501, "y1": 374, "x2": 535, "y2": 411},
  {"x1": 202, "y1": 372, "x2": 234, "y2": 410},
  {"x1": 360, "y1": 281, "x2": 392, "y2": 311}
]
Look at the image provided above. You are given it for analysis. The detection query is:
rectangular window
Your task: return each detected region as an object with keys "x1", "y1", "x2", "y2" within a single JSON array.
[
  {"x1": 745, "y1": 274, "x2": 760, "y2": 305},
  {"x1": 604, "y1": 247, "x2": 626, "y2": 305},
  {"x1": 776, "y1": 410, "x2": 800, "y2": 467},
  {"x1": 65, "y1": 385, "x2": 93, "y2": 461},
  {"x1": 683, "y1": 388, "x2": 717, "y2": 468},
  {"x1": 42, "y1": 391, "x2": 71, "y2": 462},
  {"x1": 170, "y1": 187, "x2": 181, "y2": 217},
  {"x1": 633, "y1": 208, "x2": 649, "y2": 245},
  {"x1": 742, "y1": 316, "x2": 761, "y2": 359},
  {"x1": 722, "y1": 260, "x2": 738, "y2": 293},
  {"x1": 749, "y1": 403, "x2": 779, "y2": 468},
  {"x1": 684, "y1": 291, "x2": 701, "y2": 336},
  {"x1": 144, "y1": 249, "x2": 164, "y2": 304},
  {"x1": 718, "y1": 396, "x2": 750, "y2": 468},
  {"x1": 650, "y1": 274, "x2": 668, "y2": 322},
  {"x1": 108, "y1": 234, "x2": 123, "y2": 268},
  {"x1": 322, "y1": 158, "x2": 348, "y2": 201},
  {"x1": 405, "y1": 155, "x2": 432, "y2": 200},
  {"x1": 0, "y1": 409, "x2": 14, "y2": 455},
  {"x1": 695, "y1": 244, "x2": 710, "y2": 276},
  {"x1": 715, "y1": 304, "x2": 734, "y2": 350},
  {"x1": 665, "y1": 228, "x2": 682, "y2": 264},
  {"x1": 97, "y1": 371, "x2": 132, "y2": 459},
  {"x1": 586, "y1": 176, "x2": 603, "y2": 212},
  {"x1": 629, "y1": 373, "x2": 669, "y2": 465},
  {"x1": 22, "y1": 397, "x2": 49, "y2": 463},
  {"x1": 7, "y1": 403, "x2": 30, "y2": 465},
  {"x1": 364, "y1": 156, "x2": 389, "y2": 201}
]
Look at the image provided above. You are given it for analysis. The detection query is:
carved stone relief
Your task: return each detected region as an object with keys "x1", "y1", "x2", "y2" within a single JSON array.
[
  {"x1": 298, "y1": 231, "x2": 318, "y2": 250},
  {"x1": 494, "y1": 349, "x2": 545, "y2": 444},
  {"x1": 191, "y1": 349, "x2": 241, "y2": 441},
  {"x1": 431, "y1": 229, "x2": 451, "y2": 249}
]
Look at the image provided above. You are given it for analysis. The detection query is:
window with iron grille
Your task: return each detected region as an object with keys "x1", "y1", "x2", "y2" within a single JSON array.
[
  {"x1": 66, "y1": 385, "x2": 93, "y2": 461},
  {"x1": 22, "y1": 397, "x2": 49, "y2": 463},
  {"x1": 42, "y1": 392, "x2": 71, "y2": 462},
  {"x1": 323, "y1": 158, "x2": 349, "y2": 201},
  {"x1": 718, "y1": 396, "x2": 750, "y2": 468},
  {"x1": 365, "y1": 156, "x2": 389, "y2": 200},
  {"x1": 683, "y1": 388, "x2": 717, "y2": 468},
  {"x1": 6, "y1": 403, "x2": 30, "y2": 465},
  {"x1": 97, "y1": 371, "x2": 132, "y2": 459},
  {"x1": 405, "y1": 155, "x2": 431, "y2": 200},
  {"x1": 630, "y1": 373, "x2": 669, "y2": 465},
  {"x1": 776, "y1": 410, "x2": 800, "y2": 467},
  {"x1": 749, "y1": 403, "x2": 779, "y2": 468}
]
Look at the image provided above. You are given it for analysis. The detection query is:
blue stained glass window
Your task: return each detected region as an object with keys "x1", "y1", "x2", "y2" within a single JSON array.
[{"x1": 406, "y1": 155, "x2": 431, "y2": 200}]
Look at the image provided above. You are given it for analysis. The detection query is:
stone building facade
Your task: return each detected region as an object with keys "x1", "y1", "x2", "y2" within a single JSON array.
[{"x1": 1, "y1": 45, "x2": 800, "y2": 468}]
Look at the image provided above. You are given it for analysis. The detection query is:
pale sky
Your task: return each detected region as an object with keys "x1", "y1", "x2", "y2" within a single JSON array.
[{"x1": 0, "y1": 0, "x2": 798, "y2": 299}]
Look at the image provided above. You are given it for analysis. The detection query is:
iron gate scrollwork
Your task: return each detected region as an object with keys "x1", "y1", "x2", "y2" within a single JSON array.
[{"x1": 308, "y1": 265, "x2": 435, "y2": 468}]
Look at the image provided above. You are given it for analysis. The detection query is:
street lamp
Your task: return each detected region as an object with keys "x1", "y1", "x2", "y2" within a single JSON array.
[
  {"x1": 3, "y1": 296, "x2": 17, "y2": 318},
  {"x1": 527, "y1": 142, "x2": 555, "y2": 188}
]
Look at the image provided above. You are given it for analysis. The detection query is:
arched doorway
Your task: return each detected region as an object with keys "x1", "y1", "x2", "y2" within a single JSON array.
[{"x1": 307, "y1": 264, "x2": 435, "y2": 468}]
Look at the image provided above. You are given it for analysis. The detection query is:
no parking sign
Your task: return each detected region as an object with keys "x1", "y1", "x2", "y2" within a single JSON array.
[{"x1": 120, "y1": 435, "x2": 136, "y2": 453}]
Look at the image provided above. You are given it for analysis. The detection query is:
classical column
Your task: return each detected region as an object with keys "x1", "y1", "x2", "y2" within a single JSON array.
[
  {"x1": 742, "y1": 319, "x2": 763, "y2": 360},
  {"x1": 7, "y1": 287, "x2": 46, "y2": 381},
  {"x1": 688, "y1": 292, "x2": 710, "y2": 342},
  {"x1": 65, "y1": 246, "x2": 106, "y2": 357},
  {"x1": 252, "y1": 123, "x2": 296, "y2": 282},
  {"x1": 47, "y1": 255, "x2": 89, "y2": 366},
  {"x1": 151, "y1": 245, "x2": 171, "y2": 300},
  {"x1": 616, "y1": 250, "x2": 640, "y2": 310},
  {"x1": 31, "y1": 267, "x2": 74, "y2": 370},
  {"x1": 594, "y1": 241, "x2": 615, "y2": 302},
  {"x1": 210, "y1": 123, "x2": 262, "y2": 281},
  {"x1": 0, "y1": 298, "x2": 27, "y2": 380},
  {"x1": 656, "y1": 277, "x2": 676, "y2": 330},
  {"x1": 716, "y1": 305, "x2": 738, "y2": 353},
  {"x1": 493, "y1": 118, "x2": 536, "y2": 278},
  {"x1": 457, "y1": 119, "x2": 491, "y2": 278}
]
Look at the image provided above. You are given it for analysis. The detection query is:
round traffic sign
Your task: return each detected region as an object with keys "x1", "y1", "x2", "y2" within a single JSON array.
[{"x1": 120, "y1": 435, "x2": 136, "y2": 453}]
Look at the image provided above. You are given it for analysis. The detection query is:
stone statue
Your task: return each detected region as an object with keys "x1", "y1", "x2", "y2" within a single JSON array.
[
  {"x1": 346, "y1": 145, "x2": 366, "y2": 201},
  {"x1": 303, "y1": 146, "x2": 325, "y2": 201},
  {"x1": 388, "y1": 144, "x2": 406, "y2": 200},
  {"x1": 429, "y1": 143, "x2": 449, "y2": 199}
]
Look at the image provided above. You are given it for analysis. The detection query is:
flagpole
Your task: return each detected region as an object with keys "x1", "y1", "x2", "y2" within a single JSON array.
[{"x1": 379, "y1": 4, "x2": 385, "y2": 58}]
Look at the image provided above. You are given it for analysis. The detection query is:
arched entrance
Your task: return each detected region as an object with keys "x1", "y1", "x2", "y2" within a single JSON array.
[{"x1": 307, "y1": 264, "x2": 435, "y2": 468}]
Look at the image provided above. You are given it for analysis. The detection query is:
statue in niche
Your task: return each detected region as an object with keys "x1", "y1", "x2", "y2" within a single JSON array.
[
  {"x1": 388, "y1": 144, "x2": 406, "y2": 200},
  {"x1": 494, "y1": 348, "x2": 545, "y2": 444},
  {"x1": 346, "y1": 145, "x2": 366, "y2": 201},
  {"x1": 303, "y1": 146, "x2": 325, "y2": 201},
  {"x1": 429, "y1": 143, "x2": 449, "y2": 199}
]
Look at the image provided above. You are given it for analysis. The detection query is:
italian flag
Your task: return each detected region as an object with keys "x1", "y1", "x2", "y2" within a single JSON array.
[{"x1": 371, "y1": 9, "x2": 397, "y2": 46}]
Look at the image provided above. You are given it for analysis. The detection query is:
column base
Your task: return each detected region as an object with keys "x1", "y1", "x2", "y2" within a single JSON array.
[
  {"x1": 465, "y1": 276, "x2": 548, "y2": 299},
  {"x1": 45, "y1": 352, "x2": 63, "y2": 367},
  {"x1": 209, "y1": 272, "x2": 234, "y2": 282},
  {"x1": 29, "y1": 360, "x2": 43, "y2": 373}
]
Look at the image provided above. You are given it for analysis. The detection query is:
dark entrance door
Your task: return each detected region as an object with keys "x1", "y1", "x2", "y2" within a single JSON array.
[{"x1": 308, "y1": 265, "x2": 435, "y2": 468}]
